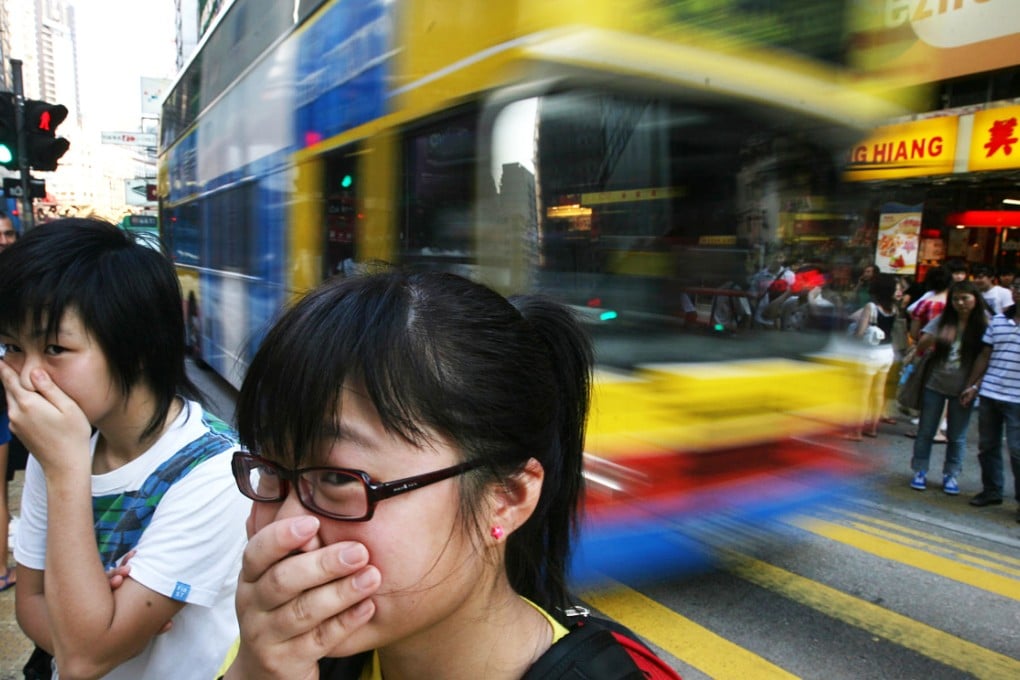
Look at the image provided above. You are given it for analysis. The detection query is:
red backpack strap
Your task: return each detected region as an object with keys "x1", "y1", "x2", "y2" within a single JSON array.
[
  {"x1": 527, "y1": 606, "x2": 682, "y2": 679},
  {"x1": 607, "y1": 630, "x2": 682, "y2": 680}
]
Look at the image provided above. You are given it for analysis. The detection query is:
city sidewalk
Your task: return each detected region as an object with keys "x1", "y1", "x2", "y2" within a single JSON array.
[{"x1": 1, "y1": 470, "x2": 30, "y2": 680}]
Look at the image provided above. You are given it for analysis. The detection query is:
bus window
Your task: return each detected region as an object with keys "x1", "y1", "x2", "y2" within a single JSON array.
[
  {"x1": 324, "y1": 147, "x2": 360, "y2": 279},
  {"x1": 399, "y1": 111, "x2": 478, "y2": 275},
  {"x1": 488, "y1": 90, "x2": 856, "y2": 368},
  {"x1": 206, "y1": 183, "x2": 254, "y2": 273}
]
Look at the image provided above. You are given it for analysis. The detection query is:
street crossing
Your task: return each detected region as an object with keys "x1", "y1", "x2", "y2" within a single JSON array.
[{"x1": 587, "y1": 502, "x2": 1020, "y2": 679}]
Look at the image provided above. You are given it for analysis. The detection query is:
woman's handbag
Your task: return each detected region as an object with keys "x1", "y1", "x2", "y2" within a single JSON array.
[{"x1": 896, "y1": 352, "x2": 933, "y2": 412}]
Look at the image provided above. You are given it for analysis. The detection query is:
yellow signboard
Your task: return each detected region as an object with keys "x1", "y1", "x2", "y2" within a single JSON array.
[
  {"x1": 845, "y1": 116, "x2": 957, "y2": 181},
  {"x1": 968, "y1": 105, "x2": 1020, "y2": 172},
  {"x1": 581, "y1": 186, "x2": 684, "y2": 205}
]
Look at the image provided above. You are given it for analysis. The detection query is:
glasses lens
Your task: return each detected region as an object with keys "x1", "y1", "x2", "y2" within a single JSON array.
[
  {"x1": 298, "y1": 469, "x2": 369, "y2": 519},
  {"x1": 233, "y1": 453, "x2": 285, "y2": 501}
]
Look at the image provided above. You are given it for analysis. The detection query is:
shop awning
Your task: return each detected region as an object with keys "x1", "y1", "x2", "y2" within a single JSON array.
[{"x1": 945, "y1": 211, "x2": 1020, "y2": 228}]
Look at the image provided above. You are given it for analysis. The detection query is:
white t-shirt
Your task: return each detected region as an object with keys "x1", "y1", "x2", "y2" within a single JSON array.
[
  {"x1": 981, "y1": 285, "x2": 1013, "y2": 315},
  {"x1": 14, "y1": 401, "x2": 250, "y2": 680}
]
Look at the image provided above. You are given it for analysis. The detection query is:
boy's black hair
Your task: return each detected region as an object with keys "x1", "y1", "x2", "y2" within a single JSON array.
[
  {"x1": 0, "y1": 218, "x2": 200, "y2": 441},
  {"x1": 236, "y1": 270, "x2": 594, "y2": 611},
  {"x1": 970, "y1": 263, "x2": 994, "y2": 279},
  {"x1": 922, "y1": 265, "x2": 951, "y2": 292},
  {"x1": 945, "y1": 259, "x2": 968, "y2": 274}
]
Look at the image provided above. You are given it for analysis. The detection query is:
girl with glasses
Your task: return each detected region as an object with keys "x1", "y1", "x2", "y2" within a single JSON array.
[{"x1": 219, "y1": 271, "x2": 673, "y2": 678}]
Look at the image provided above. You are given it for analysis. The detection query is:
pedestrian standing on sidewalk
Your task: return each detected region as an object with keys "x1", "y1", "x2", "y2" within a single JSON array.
[
  {"x1": 962, "y1": 279, "x2": 1020, "y2": 522},
  {"x1": 0, "y1": 219, "x2": 250, "y2": 679},
  {"x1": 907, "y1": 281, "x2": 988, "y2": 494}
]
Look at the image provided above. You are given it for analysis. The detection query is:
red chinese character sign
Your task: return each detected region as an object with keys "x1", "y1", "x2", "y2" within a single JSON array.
[
  {"x1": 969, "y1": 105, "x2": 1020, "y2": 172},
  {"x1": 875, "y1": 206, "x2": 922, "y2": 275}
]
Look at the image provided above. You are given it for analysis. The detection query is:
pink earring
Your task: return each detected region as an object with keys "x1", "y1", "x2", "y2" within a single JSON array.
[{"x1": 490, "y1": 525, "x2": 505, "y2": 540}]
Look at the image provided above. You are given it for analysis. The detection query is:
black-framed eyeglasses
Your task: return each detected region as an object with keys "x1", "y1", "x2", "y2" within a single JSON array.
[{"x1": 231, "y1": 451, "x2": 483, "y2": 521}]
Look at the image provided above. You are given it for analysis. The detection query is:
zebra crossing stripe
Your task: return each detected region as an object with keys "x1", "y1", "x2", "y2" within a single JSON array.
[
  {"x1": 728, "y1": 554, "x2": 1020, "y2": 678},
  {"x1": 790, "y1": 517, "x2": 1020, "y2": 601},
  {"x1": 585, "y1": 581, "x2": 796, "y2": 679}
]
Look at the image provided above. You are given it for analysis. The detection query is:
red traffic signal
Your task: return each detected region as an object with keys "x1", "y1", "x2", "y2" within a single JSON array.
[{"x1": 24, "y1": 100, "x2": 70, "y2": 171}]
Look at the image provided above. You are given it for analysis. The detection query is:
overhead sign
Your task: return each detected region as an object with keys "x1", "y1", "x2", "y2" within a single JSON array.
[
  {"x1": 968, "y1": 104, "x2": 1020, "y2": 173},
  {"x1": 140, "y1": 77, "x2": 172, "y2": 116},
  {"x1": 102, "y1": 131, "x2": 158, "y2": 147},
  {"x1": 845, "y1": 116, "x2": 958, "y2": 181},
  {"x1": 849, "y1": 0, "x2": 1020, "y2": 85},
  {"x1": 125, "y1": 179, "x2": 157, "y2": 206}
]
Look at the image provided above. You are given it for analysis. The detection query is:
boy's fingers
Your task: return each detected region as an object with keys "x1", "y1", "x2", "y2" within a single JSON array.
[{"x1": 27, "y1": 369, "x2": 75, "y2": 411}]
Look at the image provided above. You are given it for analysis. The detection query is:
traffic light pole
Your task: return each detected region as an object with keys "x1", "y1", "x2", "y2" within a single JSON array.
[{"x1": 10, "y1": 59, "x2": 33, "y2": 231}]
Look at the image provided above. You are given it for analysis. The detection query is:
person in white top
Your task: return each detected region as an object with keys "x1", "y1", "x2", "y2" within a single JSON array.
[
  {"x1": 0, "y1": 219, "x2": 249, "y2": 680},
  {"x1": 971, "y1": 263, "x2": 1013, "y2": 315}
]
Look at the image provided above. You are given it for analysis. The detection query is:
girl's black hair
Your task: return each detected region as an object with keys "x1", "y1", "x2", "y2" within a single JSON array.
[
  {"x1": 0, "y1": 218, "x2": 201, "y2": 440},
  {"x1": 235, "y1": 271, "x2": 593, "y2": 611},
  {"x1": 934, "y1": 280, "x2": 988, "y2": 368},
  {"x1": 868, "y1": 272, "x2": 898, "y2": 310}
]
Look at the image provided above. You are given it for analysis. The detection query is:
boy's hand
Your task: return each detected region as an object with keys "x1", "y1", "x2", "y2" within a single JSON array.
[
  {"x1": 227, "y1": 515, "x2": 379, "y2": 680},
  {"x1": 0, "y1": 364, "x2": 91, "y2": 474}
]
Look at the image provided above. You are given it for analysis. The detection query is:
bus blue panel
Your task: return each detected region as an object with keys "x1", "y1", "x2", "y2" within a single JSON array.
[
  {"x1": 570, "y1": 471, "x2": 859, "y2": 586},
  {"x1": 295, "y1": 0, "x2": 395, "y2": 147}
]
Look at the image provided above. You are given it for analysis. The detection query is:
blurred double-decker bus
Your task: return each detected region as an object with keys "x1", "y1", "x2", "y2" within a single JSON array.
[{"x1": 158, "y1": 0, "x2": 907, "y2": 582}]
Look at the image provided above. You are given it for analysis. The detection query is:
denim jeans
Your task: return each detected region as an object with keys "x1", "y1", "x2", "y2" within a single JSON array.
[
  {"x1": 976, "y1": 396, "x2": 1020, "y2": 501},
  {"x1": 911, "y1": 387, "x2": 974, "y2": 477}
]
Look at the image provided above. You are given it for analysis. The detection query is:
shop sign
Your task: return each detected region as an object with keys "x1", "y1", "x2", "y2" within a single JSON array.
[
  {"x1": 875, "y1": 209, "x2": 922, "y2": 274},
  {"x1": 968, "y1": 104, "x2": 1020, "y2": 172},
  {"x1": 847, "y1": 0, "x2": 1020, "y2": 85},
  {"x1": 845, "y1": 116, "x2": 957, "y2": 181}
]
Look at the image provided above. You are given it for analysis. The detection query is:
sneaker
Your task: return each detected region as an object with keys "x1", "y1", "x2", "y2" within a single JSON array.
[
  {"x1": 969, "y1": 491, "x2": 1003, "y2": 507},
  {"x1": 942, "y1": 475, "x2": 960, "y2": 495},
  {"x1": 910, "y1": 471, "x2": 926, "y2": 491}
]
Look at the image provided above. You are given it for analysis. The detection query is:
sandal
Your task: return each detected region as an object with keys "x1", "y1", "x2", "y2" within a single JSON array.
[{"x1": 0, "y1": 566, "x2": 15, "y2": 592}]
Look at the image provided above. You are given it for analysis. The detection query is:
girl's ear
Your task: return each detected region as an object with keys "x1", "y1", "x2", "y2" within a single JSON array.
[{"x1": 489, "y1": 458, "x2": 544, "y2": 540}]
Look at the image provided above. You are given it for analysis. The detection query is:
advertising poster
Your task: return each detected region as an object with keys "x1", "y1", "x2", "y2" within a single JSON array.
[{"x1": 875, "y1": 208, "x2": 922, "y2": 274}]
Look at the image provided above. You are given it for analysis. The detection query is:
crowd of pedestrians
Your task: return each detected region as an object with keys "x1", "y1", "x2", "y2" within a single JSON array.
[
  {"x1": 742, "y1": 251, "x2": 1020, "y2": 525},
  {"x1": 859, "y1": 261, "x2": 1018, "y2": 523}
]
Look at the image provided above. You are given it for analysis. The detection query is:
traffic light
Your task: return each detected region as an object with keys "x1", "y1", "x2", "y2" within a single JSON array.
[
  {"x1": 0, "y1": 93, "x2": 17, "y2": 169},
  {"x1": 24, "y1": 100, "x2": 70, "y2": 171}
]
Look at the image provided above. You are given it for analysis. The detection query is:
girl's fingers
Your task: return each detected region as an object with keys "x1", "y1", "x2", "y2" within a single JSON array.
[
  {"x1": 247, "y1": 563, "x2": 380, "y2": 646},
  {"x1": 240, "y1": 516, "x2": 322, "y2": 583},
  {"x1": 244, "y1": 534, "x2": 373, "y2": 613}
]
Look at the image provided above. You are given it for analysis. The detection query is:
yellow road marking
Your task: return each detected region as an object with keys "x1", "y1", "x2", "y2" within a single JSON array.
[
  {"x1": 585, "y1": 582, "x2": 797, "y2": 679},
  {"x1": 728, "y1": 555, "x2": 1020, "y2": 679},
  {"x1": 842, "y1": 520, "x2": 1020, "y2": 579},
  {"x1": 790, "y1": 517, "x2": 1020, "y2": 601},
  {"x1": 839, "y1": 510, "x2": 1020, "y2": 569}
]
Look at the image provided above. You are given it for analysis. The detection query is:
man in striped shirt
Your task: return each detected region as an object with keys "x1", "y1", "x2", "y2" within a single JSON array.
[{"x1": 962, "y1": 281, "x2": 1020, "y2": 521}]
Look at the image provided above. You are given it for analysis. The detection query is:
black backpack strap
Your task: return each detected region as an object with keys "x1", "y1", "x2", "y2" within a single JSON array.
[
  {"x1": 318, "y1": 652, "x2": 370, "y2": 679},
  {"x1": 523, "y1": 617, "x2": 647, "y2": 680}
]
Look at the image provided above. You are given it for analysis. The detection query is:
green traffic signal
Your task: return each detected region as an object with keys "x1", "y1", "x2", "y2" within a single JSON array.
[
  {"x1": 341, "y1": 174, "x2": 353, "y2": 189},
  {"x1": 0, "y1": 92, "x2": 17, "y2": 169}
]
